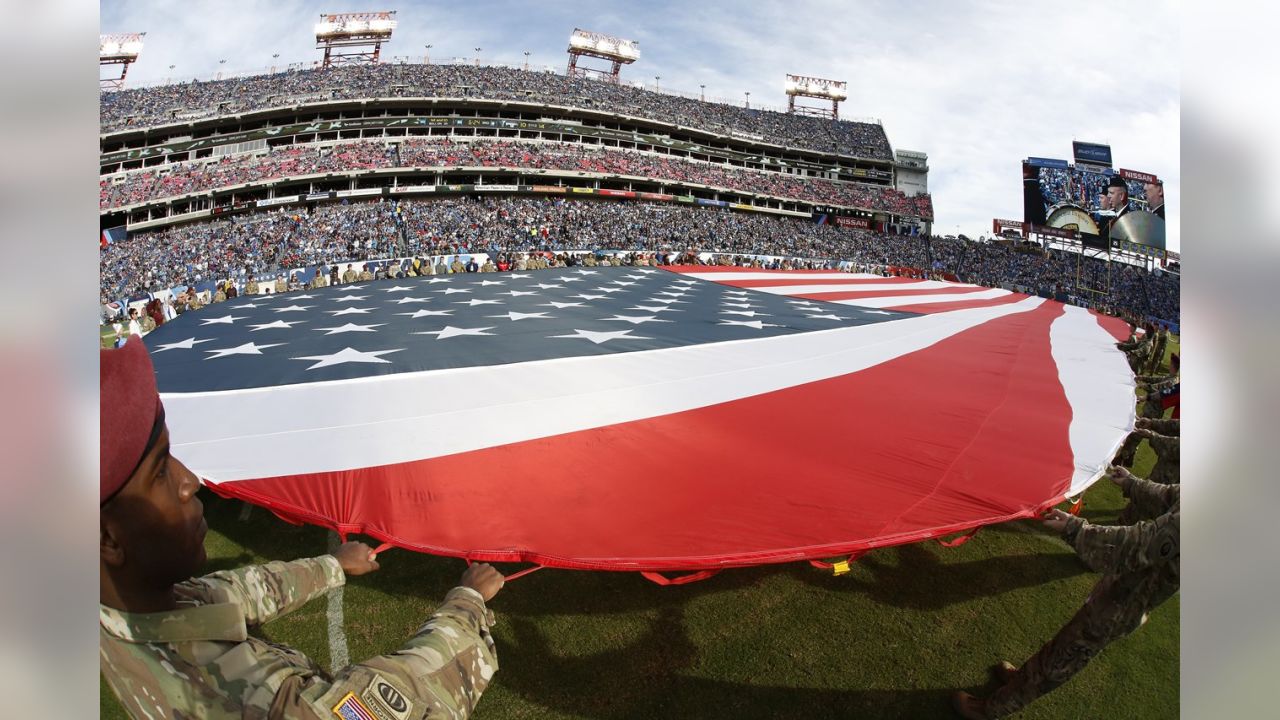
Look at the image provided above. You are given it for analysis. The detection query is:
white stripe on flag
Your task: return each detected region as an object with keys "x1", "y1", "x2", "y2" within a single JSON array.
[
  {"x1": 833, "y1": 288, "x2": 1013, "y2": 308},
  {"x1": 745, "y1": 280, "x2": 979, "y2": 296},
  {"x1": 1051, "y1": 305, "x2": 1137, "y2": 496},
  {"x1": 165, "y1": 297, "x2": 1047, "y2": 482},
  {"x1": 679, "y1": 272, "x2": 888, "y2": 281}
]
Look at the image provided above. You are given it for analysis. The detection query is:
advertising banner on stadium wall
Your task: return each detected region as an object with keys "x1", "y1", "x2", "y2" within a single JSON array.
[
  {"x1": 257, "y1": 195, "x2": 301, "y2": 208},
  {"x1": 478, "y1": 184, "x2": 519, "y2": 192},
  {"x1": 597, "y1": 189, "x2": 637, "y2": 198},
  {"x1": 337, "y1": 188, "x2": 385, "y2": 198},
  {"x1": 1030, "y1": 224, "x2": 1080, "y2": 240},
  {"x1": 306, "y1": 192, "x2": 335, "y2": 201},
  {"x1": 696, "y1": 199, "x2": 730, "y2": 208},
  {"x1": 570, "y1": 187, "x2": 596, "y2": 194},
  {"x1": 834, "y1": 216, "x2": 871, "y2": 229},
  {"x1": 638, "y1": 192, "x2": 674, "y2": 201},
  {"x1": 531, "y1": 185, "x2": 567, "y2": 193}
]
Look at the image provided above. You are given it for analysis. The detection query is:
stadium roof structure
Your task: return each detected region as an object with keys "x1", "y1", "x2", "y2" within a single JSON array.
[{"x1": 150, "y1": 266, "x2": 1136, "y2": 585}]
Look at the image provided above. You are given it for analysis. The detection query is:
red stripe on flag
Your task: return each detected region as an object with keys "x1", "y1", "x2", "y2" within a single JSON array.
[
  {"x1": 215, "y1": 301, "x2": 1073, "y2": 571},
  {"x1": 1089, "y1": 309, "x2": 1133, "y2": 343},
  {"x1": 664, "y1": 266, "x2": 846, "y2": 274}
]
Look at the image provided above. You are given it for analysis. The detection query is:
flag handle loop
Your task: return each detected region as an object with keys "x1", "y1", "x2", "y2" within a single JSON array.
[
  {"x1": 641, "y1": 570, "x2": 721, "y2": 586},
  {"x1": 504, "y1": 565, "x2": 545, "y2": 582},
  {"x1": 809, "y1": 551, "x2": 867, "y2": 575},
  {"x1": 1068, "y1": 497, "x2": 1085, "y2": 516},
  {"x1": 937, "y1": 527, "x2": 981, "y2": 548}
]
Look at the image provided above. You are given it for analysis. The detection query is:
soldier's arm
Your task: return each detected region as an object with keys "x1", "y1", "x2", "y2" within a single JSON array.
[
  {"x1": 269, "y1": 586, "x2": 499, "y2": 720},
  {"x1": 1061, "y1": 508, "x2": 1179, "y2": 575},
  {"x1": 1133, "y1": 428, "x2": 1177, "y2": 447},
  {"x1": 1115, "y1": 467, "x2": 1180, "y2": 518},
  {"x1": 1136, "y1": 417, "x2": 1180, "y2": 436},
  {"x1": 186, "y1": 555, "x2": 345, "y2": 627}
]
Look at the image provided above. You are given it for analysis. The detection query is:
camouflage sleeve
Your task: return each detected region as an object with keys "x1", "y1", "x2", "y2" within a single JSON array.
[
  {"x1": 271, "y1": 586, "x2": 499, "y2": 720},
  {"x1": 185, "y1": 555, "x2": 345, "y2": 627},
  {"x1": 1123, "y1": 475, "x2": 1180, "y2": 520},
  {"x1": 1062, "y1": 507, "x2": 1180, "y2": 576},
  {"x1": 1137, "y1": 418, "x2": 1180, "y2": 436},
  {"x1": 1149, "y1": 432, "x2": 1177, "y2": 454}
]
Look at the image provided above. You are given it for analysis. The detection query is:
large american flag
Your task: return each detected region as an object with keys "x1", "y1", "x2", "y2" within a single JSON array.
[{"x1": 147, "y1": 267, "x2": 1136, "y2": 573}]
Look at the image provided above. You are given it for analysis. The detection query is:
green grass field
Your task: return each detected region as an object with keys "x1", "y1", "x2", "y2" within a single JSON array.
[{"x1": 101, "y1": 339, "x2": 1179, "y2": 719}]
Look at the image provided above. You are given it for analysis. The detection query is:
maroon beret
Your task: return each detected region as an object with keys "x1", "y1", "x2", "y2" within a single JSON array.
[{"x1": 101, "y1": 336, "x2": 163, "y2": 504}]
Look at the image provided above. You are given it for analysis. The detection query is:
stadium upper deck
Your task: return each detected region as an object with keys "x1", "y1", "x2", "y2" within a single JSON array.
[{"x1": 100, "y1": 64, "x2": 894, "y2": 161}]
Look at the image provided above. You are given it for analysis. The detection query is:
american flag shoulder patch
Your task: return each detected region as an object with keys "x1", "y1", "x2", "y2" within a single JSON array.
[{"x1": 332, "y1": 692, "x2": 377, "y2": 720}]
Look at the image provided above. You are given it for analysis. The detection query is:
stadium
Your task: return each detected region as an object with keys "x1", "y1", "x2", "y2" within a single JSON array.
[{"x1": 99, "y1": 10, "x2": 1179, "y2": 720}]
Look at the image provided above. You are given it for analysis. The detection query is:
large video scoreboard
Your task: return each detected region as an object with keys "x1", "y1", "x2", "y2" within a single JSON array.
[{"x1": 1021, "y1": 142, "x2": 1166, "y2": 254}]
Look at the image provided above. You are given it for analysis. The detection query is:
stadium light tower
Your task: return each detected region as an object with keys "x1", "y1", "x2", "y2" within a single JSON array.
[
  {"x1": 785, "y1": 74, "x2": 848, "y2": 120},
  {"x1": 565, "y1": 28, "x2": 639, "y2": 84},
  {"x1": 314, "y1": 11, "x2": 397, "y2": 68},
  {"x1": 99, "y1": 33, "x2": 145, "y2": 92}
]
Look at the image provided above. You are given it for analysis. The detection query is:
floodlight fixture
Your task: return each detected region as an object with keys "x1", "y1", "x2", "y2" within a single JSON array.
[
  {"x1": 314, "y1": 10, "x2": 397, "y2": 68},
  {"x1": 100, "y1": 32, "x2": 145, "y2": 91},
  {"x1": 785, "y1": 73, "x2": 848, "y2": 119},
  {"x1": 566, "y1": 28, "x2": 639, "y2": 84}
]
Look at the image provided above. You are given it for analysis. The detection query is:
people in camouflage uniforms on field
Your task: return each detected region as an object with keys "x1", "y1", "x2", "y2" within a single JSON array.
[
  {"x1": 1116, "y1": 326, "x2": 1153, "y2": 374},
  {"x1": 1113, "y1": 373, "x2": 1179, "y2": 468},
  {"x1": 953, "y1": 466, "x2": 1179, "y2": 719},
  {"x1": 1144, "y1": 326, "x2": 1170, "y2": 375},
  {"x1": 100, "y1": 337, "x2": 506, "y2": 719}
]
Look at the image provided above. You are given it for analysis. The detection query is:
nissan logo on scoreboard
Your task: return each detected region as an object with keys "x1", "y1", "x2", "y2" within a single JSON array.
[{"x1": 1119, "y1": 168, "x2": 1159, "y2": 184}]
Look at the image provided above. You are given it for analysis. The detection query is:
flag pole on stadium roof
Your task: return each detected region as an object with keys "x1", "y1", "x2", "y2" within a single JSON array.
[
  {"x1": 314, "y1": 11, "x2": 397, "y2": 69},
  {"x1": 785, "y1": 74, "x2": 848, "y2": 120},
  {"x1": 100, "y1": 33, "x2": 145, "y2": 92},
  {"x1": 565, "y1": 28, "x2": 639, "y2": 85}
]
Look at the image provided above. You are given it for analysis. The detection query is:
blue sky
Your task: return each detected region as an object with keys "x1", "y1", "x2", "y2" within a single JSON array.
[{"x1": 101, "y1": 0, "x2": 1180, "y2": 250}]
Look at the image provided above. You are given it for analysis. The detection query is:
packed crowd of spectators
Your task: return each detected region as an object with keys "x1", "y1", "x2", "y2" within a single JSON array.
[
  {"x1": 100, "y1": 196, "x2": 1176, "y2": 322},
  {"x1": 100, "y1": 64, "x2": 893, "y2": 159},
  {"x1": 100, "y1": 138, "x2": 934, "y2": 218},
  {"x1": 99, "y1": 142, "x2": 396, "y2": 208},
  {"x1": 99, "y1": 200, "x2": 402, "y2": 302}
]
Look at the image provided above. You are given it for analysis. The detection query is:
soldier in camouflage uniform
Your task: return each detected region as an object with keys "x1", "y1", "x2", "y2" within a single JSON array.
[
  {"x1": 245, "y1": 275, "x2": 260, "y2": 296},
  {"x1": 953, "y1": 467, "x2": 1179, "y2": 719},
  {"x1": 1112, "y1": 371, "x2": 1179, "y2": 467},
  {"x1": 1116, "y1": 328, "x2": 1153, "y2": 374},
  {"x1": 358, "y1": 266, "x2": 374, "y2": 282},
  {"x1": 100, "y1": 337, "x2": 506, "y2": 720},
  {"x1": 274, "y1": 274, "x2": 288, "y2": 294},
  {"x1": 1131, "y1": 428, "x2": 1179, "y2": 485},
  {"x1": 1144, "y1": 327, "x2": 1169, "y2": 375}
]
